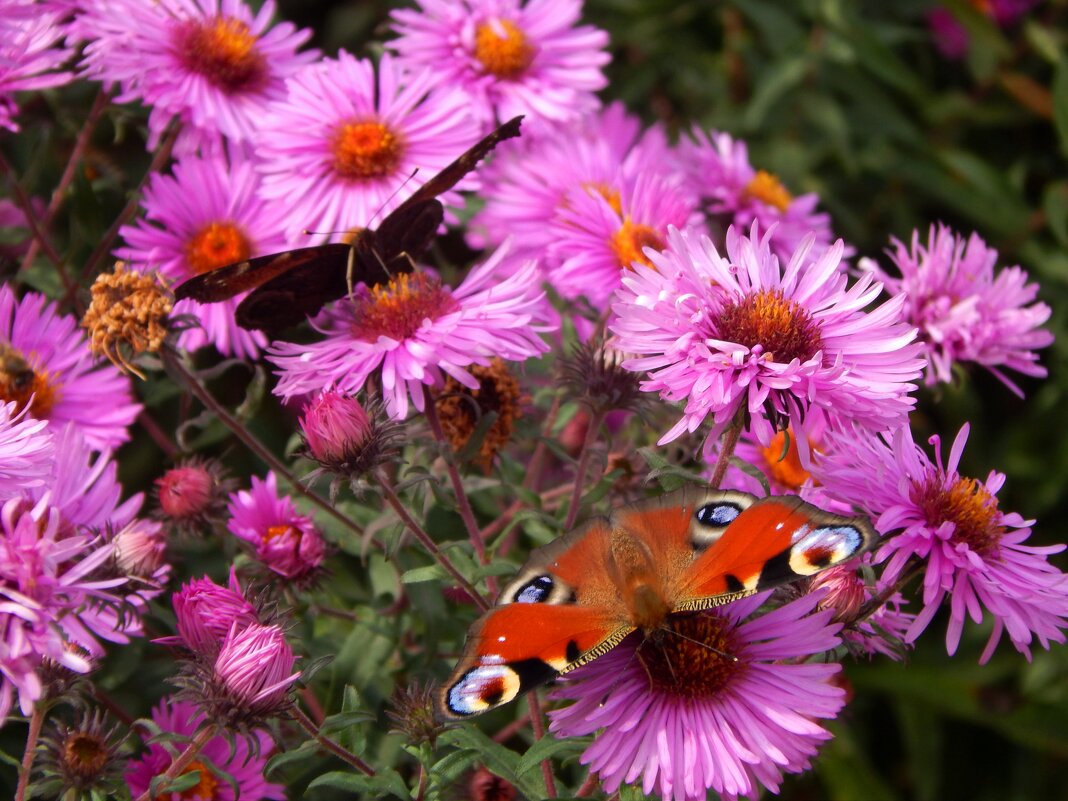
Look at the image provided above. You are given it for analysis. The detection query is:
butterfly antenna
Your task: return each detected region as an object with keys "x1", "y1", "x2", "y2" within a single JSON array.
[
  {"x1": 368, "y1": 167, "x2": 421, "y2": 228},
  {"x1": 658, "y1": 624, "x2": 738, "y2": 662}
]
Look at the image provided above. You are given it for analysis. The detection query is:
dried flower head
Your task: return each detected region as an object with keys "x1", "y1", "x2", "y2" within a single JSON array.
[
  {"x1": 81, "y1": 263, "x2": 172, "y2": 379},
  {"x1": 559, "y1": 336, "x2": 645, "y2": 416},
  {"x1": 387, "y1": 681, "x2": 448, "y2": 747},
  {"x1": 434, "y1": 359, "x2": 522, "y2": 469},
  {"x1": 155, "y1": 458, "x2": 235, "y2": 536},
  {"x1": 469, "y1": 767, "x2": 517, "y2": 801},
  {"x1": 36, "y1": 708, "x2": 128, "y2": 797}
]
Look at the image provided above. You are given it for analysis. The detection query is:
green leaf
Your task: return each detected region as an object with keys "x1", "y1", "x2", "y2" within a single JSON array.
[
  {"x1": 440, "y1": 727, "x2": 546, "y2": 800},
  {"x1": 308, "y1": 768, "x2": 411, "y2": 799},
  {"x1": 401, "y1": 564, "x2": 449, "y2": 584},
  {"x1": 516, "y1": 734, "x2": 586, "y2": 779}
]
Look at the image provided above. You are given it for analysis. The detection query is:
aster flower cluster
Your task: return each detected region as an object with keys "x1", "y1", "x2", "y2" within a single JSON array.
[{"x1": 0, "y1": 2, "x2": 1065, "y2": 801}]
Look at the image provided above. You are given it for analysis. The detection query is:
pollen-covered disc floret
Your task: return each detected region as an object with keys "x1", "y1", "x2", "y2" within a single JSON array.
[
  {"x1": 549, "y1": 592, "x2": 846, "y2": 801},
  {"x1": 81, "y1": 264, "x2": 173, "y2": 378},
  {"x1": 610, "y1": 224, "x2": 924, "y2": 447},
  {"x1": 268, "y1": 243, "x2": 553, "y2": 419},
  {"x1": 813, "y1": 422, "x2": 1068, "y2": 662},
  {"x1": 863, "y1": 224, "x2": 1053, "y2": 396},
  {"x1": 389, "y1": 0, "x2": 610, "y2": 127},
  {"x1": 75, "y1": 0, "x2": 317, "y2": 153}
]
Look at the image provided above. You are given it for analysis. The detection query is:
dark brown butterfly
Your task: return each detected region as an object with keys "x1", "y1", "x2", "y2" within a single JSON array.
[{"x1": 174, "y1": 116, "x2": 524, "y2": 336}]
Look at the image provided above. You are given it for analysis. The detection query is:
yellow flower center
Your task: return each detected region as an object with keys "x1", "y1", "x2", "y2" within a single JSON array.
[
  {"x1": 610, "y1": 218, "x2": 665, "y2": 270},
  {"x1": 332, "y1": 121, "x2": 403, "y2": 180},
  {"x1": 638, "y1": 614, "x2": 744, "y2": 698},
  {"x1": 177, "y1": 760, "x2": 219, "y2": 800},
  {"x1": 175, "y1": 16, "x2": 266, "y2": 93},
  {"x1": 714, "y1": 289, "x2": 823, "y2": 364},
  {"x1": 582, "y1": 182, "x2": 622, "y2": 214},
  {"x1": 184, "y1": 221, "x2": 252, "y2": 276},
  {"x1": 760, "y1": 429, "x2": 814, "y2": 490},
  {"x1": 474, "y1": 19, "x2": 536, "y2": 79},
  {"x1": 743, "y1": 170, "x2": 793, "y2": 212},
  {"x1": 349, "y1": 272, "x2": 458, "y2": 342},
  {"x1": 0, "y1": 342, "x2": 57, "y2": 418},
  {"x1": 266, "y1": 524, "x2": 297, "y2": 542},
  {"x1": 915, "y1": 475, "x2": 1003, "y2": 556}
]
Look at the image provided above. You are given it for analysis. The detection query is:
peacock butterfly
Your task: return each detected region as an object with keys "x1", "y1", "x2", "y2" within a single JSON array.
[
  {"x1": 173, "y1": 116, "x2": 524, "y2": 336},
  {"x1": 439, "y1": 487, "x2": 874, "y2": 718}
]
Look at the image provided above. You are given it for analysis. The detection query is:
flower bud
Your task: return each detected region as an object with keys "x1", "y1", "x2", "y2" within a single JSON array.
[
  {"x1": 213, "y1": 623, "x2": 300, "y2": 716},
  {"x1": 169, "y1": 570, "x2": 258, "y2": 656},
  {"x1": 301, "y1": 390, "x2": 372, "y2": 466}
]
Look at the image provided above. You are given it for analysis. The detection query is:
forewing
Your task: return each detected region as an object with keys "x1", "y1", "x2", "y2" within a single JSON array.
[
  {"x1": 678, "y1": 495, "x2": 876, "y2": 608},
  {"x1": 371, "y1": 199, "x2": 445, "y2": 268}
]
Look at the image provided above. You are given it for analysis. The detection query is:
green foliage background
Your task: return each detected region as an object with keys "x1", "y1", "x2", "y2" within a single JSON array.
[{"x1": 2, "y1": 1, "x2": 1067, "y2": 799}]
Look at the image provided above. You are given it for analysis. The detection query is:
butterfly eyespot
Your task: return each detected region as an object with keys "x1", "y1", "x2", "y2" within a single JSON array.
[
  {"x1": 512, "y1": 575, "x2": 554, "y2": 604},
  {"x1": 446, "y1": 664, "x2": 522, "y2": 717},
  {"x1": 695, "y1": 501, "x2": 743, "y2": 527},
  {"x1": 787, "y1": 525, "x2": 864, "y2": 576}
]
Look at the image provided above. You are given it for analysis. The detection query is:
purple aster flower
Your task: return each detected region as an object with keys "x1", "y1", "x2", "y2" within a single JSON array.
[
  {"x1": 116, "y1": 149, "x2": 292, "y2": 358},
  {"x1": 268, "y1": 242, "x2": 553, "y2": 419},
  {"x1": 255, "y1": 51, "x2": 482, "y2": 243},
  {"x1": 75, "y1": 0, "x2": 317, "y2": 153},
  {"x1": 675, "y1": 128, "x2": 844, "y2": 265},
  {"x1": 389, "y1": 0, "x2": 610, "y2": 129},
  {"x1": 212, "y1": 622, "x2": 299, "y2": 716},
  {"x1": 165, "y1": 569, "x2": 259, "y2": 657},
  {"x1": 549, "y1": 592, "x2": 846, "y2": 801},
  {"x1": 928, "y1": 1, "x2": 1042, "y2": 59},
  {"x1": 610, "y1": 224, "x2": 924, "y2": 447},
  {"x1": 125, "y1": 696, "x2": 284, "y2": 800},
  {"x1": 547, "y1": 170, "x2": 703, "y2": 310},
  {"x1": 226, "y1": 472, "x2": 326, "y2": 581},
  {"x1": 300, "y1": 390, "x2": 373, "y2": 467},
  {"x1": 862, "y1": 224, "x2": 1053, "y2": 396},
  {"x1": 468, "y1": 102, "x2": 665, "y2": 257},
  {"x1": 0, "y1": 400, "x2": 53, "y2": 498},
  {"x1": 0, "y1": 286, "x2": 141, "y2": 450},
  {"x1": 0, "y1": 496, "x2": 127, "y2": 722},
  {"x1": 0, "y1": 1, "x2": 73, "y2": 132},
  {"x1": 813, "y1": 423, "x2": 1068, "y2": 662}
]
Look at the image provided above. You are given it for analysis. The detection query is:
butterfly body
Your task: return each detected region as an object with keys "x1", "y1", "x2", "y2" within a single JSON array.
[
  {"x1": 174, "y1": 116, "x2": 524, "y2": 335},
  {"x1": 439, "y1": 487, "x2": 874, "y2": 719}
]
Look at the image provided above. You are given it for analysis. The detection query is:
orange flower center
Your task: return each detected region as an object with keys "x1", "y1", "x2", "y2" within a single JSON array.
[
  {"x1": 184, "y1": 221, "x2": 251, "y2": 275},
  {"x1": 266, "y1": 524, "x2": 298, "y2": 542},
  {"x1": 714, "y1": 289, "x2": 823, "y2": 364},
  {"x1": 582, "y1": 182, "x2": 622, "y2": 214},
  {"x1": 177, "y1": 760, "x2": 219, "y2": 800},
  {"x1": 638, "y1": 614, "x2": 744, "y2": 698},
  {"x1": 743, "y1": 170, "x2": 793, "y2": 212},
  {"x1": 474, "y1": 19, "x2": 536, "y2": 79},
  {"x1": 0, "y1": 343, "x2": 56, "y2": 418},
  {"x1": 611, "y1": 218, "x2": 665, "y2": 270},
  {"x1": 349, "y1": 272, "x2": 458, "y2": 342},
  {"x1": 760, "y1": 429, "x2": 814, "y2": 490},
  {"x1": 175, "y1": 16, "x2": 266, "y2": 93},
  {"x1": 914, "y1": 475, "x2": 1003, "y2": 556},
  {"x1": 332, "y1": 120, "x2": 403, "y2": 180}
]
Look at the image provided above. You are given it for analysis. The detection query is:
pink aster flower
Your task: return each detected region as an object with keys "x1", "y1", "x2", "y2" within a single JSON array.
[
  {"x1": 255, "y1": 51, "x2": 482, "y2": 243},
  {"x1": 226, "y1": 472, "x2": 326, "y2": 581},
  {"x1": 125, "y1": 697, "x2": 284, "y2": 800},
  {"x1": 469, "y1": 102, "x2": 664, "y2": 257},
  {"x1": 268, "y1": 242, "x2": 553, "y2": 419},
  {"x1": 0, "y1": 400, "x2": 53, "y2": 499},
  {"x1": 813, "y1": 423, "x2": 1068, "y2": 663},
  {"x1": 212, "y1": 622, "x2": 299, "y2": 716},
  {"x1": 928, "y1": 1, "x2": 1042, "y2": 59},
  {"x1": 863, "y1": 224, "x2": 1053, "y2": 396},
  {"x1": 549, "y1": 592, "x2": 846, "y2": 801},
  {"x1": 389, "y1": 0, "x2": 610, "y2": 129},
  {"x1": 0, "y1": 1, "x2": 73, "y2": 132},
  {"x1": 116, "y1": 150, "x2": 292, "y2": 358},
  {"x1": 547, "y1": 170, "x2": 703, "y2": 310},
  {"x1": 0, "y1": 496, "x2": 127, "y2": 722},
  {"x1": 165, "y1": 569, "x2": 259, "y2": 657},
  {"x1": 611, "y1": 225, "x2": 924, "y2": 447},
  {"x1": 0, "y1": 286, "x2": 140, "y2": 450},
  {"x1": 300, "y1": 390, "x2": 373, "y2": 466},
  {"x1": 675, "y1": 128, "x2": 844, "y2": 264},
  {"x1": 75, "y1": 0, "x2": 317, "y2": 153}
]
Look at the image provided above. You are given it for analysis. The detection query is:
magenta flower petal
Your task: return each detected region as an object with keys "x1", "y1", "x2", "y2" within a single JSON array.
[{"x1": 0, "y1": 2, "x2": 73, "y2": 132}]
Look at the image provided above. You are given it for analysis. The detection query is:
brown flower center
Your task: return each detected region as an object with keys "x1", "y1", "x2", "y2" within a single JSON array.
[
  {"x1": 611, "y1": 218, "x2": 665, "y2": 270},
  {"x1": 62, "y1": 732, "x2": 109, "y2": 780},
  {"x1": 914, "y1": 475, "x2": 1003, "y2": 556},
  {"x1": 0, "y1": 342, "x2": 56, "y2": 418},
  {"x1": 349, "y1": 272, "x2": 458, "y2": 342},
  {"x1": 174, "y1": 16, "x2": 267, "y2": 94},
  {"x1": 178, "y1": 760, "x2": 219, "y2": 800},
  {"x1": 332, "y1": 120, "x2": 403, "y2": 180},
  {"x1": 185, "y1": 222, "x2": 251, "y2": 275},
  {"x1": 760, "y1": 429, "x2": 814, "y2": 489},
  {"x1": 743, "y1": 170, "x2": 793, "y2": 212},
  {"x1": 638, "y1": 614, "x2": 744, "y2": 698},
  {"x1": 474, "y1": 19, "x2": 536, "y2": 79},
  {"x1": 435, "y1": 359, "x2": 522, "y2": 469},
  {"x1": 714, "y1": 289, "x2": 823, "y2": 364}
]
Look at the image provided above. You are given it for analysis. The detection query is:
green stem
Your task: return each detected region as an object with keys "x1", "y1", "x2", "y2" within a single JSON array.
[
  {"x1": 563, "y1": 410, "x2": 606, "y2": 530},
  {"x1": 526, "y1": 692, "x2": 557, "y2": 798},
  {"x1": 708, "y1": 410, "x2": 745, "y2": 489},
  {"x1": 292, "y1": 705, "x2": 375, "y2": 776},
  {"x1": 133, "y1": 723, "x2": 218, "y2": 801}
]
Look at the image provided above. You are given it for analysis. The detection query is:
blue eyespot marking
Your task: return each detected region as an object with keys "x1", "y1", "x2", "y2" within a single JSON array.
[
  {"x1": 514, "y1": 575, "x2": 554, "y2": 604},
  {"x1": 696, "y1": 502, "x2": 742, "y2": 527}
]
